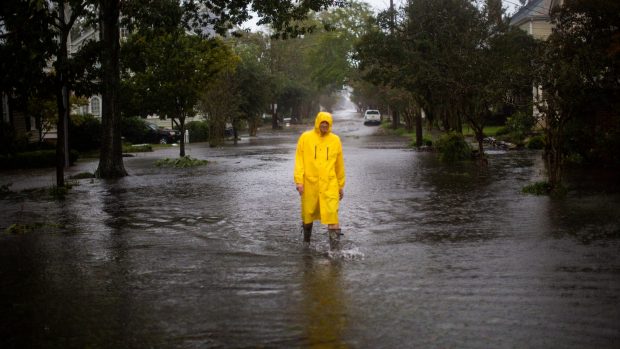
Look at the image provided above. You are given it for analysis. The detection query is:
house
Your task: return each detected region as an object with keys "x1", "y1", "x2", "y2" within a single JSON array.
[
  {"x1": 69, "y1": 21, "x2": 103, "y2": 119},
  {"x1": 510, "y1": 0, "x2": 564, "y2": 121},
  {"x1": 509, "y1": 0, "x2": 564, "y2": 40}
]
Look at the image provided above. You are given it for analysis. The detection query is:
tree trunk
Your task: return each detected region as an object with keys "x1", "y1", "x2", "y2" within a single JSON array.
[
  {"x1": 415, "y1": 107, "x2": 423, "y2": 147},
  {"x1": 55, "y1": 72, "x2": 67, "y2": 188},
  {"x1": 271, "y1": 103, "x2": 279, "y2": 129},
  {"x1": 179, "y1": 116, "x2": 186, "y2": 157},
  {"x1": 96, "y1": 0, "x2": 127, "y2": 178},
  {"x1": 391, "y1": 109, "x2": 399, "y2": 129},
  {"x1": 544, "y1": 130, "x2": 563, "y2": 191},
  {"x1": 55, "y1": 21, "x2": 69, "y2": 188},
  {"x1": 248, "y1": 116, "x2": 258, "y2": 136}
]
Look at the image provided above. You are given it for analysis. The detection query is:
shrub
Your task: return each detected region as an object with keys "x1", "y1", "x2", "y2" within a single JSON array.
[
  {"x1": 522, "y1": 181, "x2": 551, "y2": 195},
  {"x1": 522, "y1": 181, "x2": 566, "y2": 197},
  {"x1": 121, "y1": 116, "x2": 149, "y2": 144},
  {"x1": 155, "y1": 156, "x2": 208, "y2": 168},
  {"x1": 526, "y1": 134, "x2": 545, "y2": 150},
  {"x1": 69, "y1": 114, "x2": 101, "y2": 151},
  {"x1": 435, "y1": 132, "x2": 472, "y2": 162},
  {"x1": 494, "y1": 126, "x2": 510, "y2": 137},
  {"x1": 0, "y1": 122, "x2": 17, "y2": 155},
  {"x1": 186, "y1": 121, "x2": 210, "y2": 143},
  {"x1": 506, "y1": 111, "x2": 535, "y2": 138},
  {"x1": 0, "y1": 149, "x2": 79, "y2": 169}
]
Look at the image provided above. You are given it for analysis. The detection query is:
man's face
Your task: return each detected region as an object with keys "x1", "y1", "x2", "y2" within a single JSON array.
[{"x1": 319, "y1": 121, "x2": 329, "y2": 136}]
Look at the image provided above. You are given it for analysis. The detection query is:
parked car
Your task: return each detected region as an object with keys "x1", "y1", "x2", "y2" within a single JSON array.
[
  {"x1": 363, "y1": 109, "x2": 382, "y2": 126},
  {"x1": 143, "y1": 123, "x2": 180, "y2": 144}
]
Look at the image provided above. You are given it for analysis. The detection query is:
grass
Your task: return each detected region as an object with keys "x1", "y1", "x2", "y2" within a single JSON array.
[{"x1": 462, "y1": 125, "x2": 504, "y2": 137}]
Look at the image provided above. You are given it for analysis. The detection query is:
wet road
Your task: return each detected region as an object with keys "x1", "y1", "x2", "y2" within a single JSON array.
[{"x1": 1, "y1": 105, "x2": 620, "y2": 348}]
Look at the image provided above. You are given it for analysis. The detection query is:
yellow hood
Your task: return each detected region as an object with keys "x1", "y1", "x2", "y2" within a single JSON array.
[{"x1": 314, "y1": 112, "x2": 333, "y2": 134}]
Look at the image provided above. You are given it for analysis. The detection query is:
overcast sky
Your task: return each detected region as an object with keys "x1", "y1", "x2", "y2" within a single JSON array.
[
  {"x1": 363, "y1": 0, "x2": 520, "y2": 15},
  {"x1": 242, "y1": 0, "x2": 521, "y2": 32}
]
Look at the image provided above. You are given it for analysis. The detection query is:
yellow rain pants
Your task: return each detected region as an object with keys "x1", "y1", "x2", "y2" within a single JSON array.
[{"x1": 294, "y1": 112, "x2": 345, "y2": 225}]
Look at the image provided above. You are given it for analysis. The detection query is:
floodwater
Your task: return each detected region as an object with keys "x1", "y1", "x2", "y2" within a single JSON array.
[{"x1": 1, "y1": 104, "x2": 620, "y2": 348}]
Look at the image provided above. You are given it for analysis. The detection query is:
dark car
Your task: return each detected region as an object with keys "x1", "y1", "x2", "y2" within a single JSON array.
[{"x1": 143, "y1": 123, "x2": 179, "y2": 144}]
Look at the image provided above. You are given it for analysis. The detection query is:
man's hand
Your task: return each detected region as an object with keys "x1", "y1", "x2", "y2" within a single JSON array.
[
  {"x1": 296, "y1": 184, "x2": 304, "y2": 196},
  {"x1": 339, "y1": 189, "x2": 344, "y2": 200}
]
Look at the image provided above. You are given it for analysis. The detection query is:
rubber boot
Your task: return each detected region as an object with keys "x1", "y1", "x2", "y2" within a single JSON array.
[
  {"x1": 328, "y1": 229, "x2": 343, "y2": 250},
  {"x1": 303, "y1": 223, "x2": 313, "y2": 243}
]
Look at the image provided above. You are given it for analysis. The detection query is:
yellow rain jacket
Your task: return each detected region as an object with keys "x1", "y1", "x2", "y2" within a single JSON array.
[{"x1": 294, "y1": 112, "x2": 345, "y2": 225}]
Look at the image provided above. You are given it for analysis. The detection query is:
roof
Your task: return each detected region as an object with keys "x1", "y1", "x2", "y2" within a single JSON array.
[{"x1": 509, "y1": 0, "x2": 552, "y2": 26}]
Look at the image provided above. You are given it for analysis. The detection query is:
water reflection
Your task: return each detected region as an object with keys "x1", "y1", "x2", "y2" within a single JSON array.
[{"x1": 301, "y1": 254, "x2": 349, "y2": 348}]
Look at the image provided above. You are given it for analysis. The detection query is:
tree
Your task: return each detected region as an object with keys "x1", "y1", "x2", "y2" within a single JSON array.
[
  {"x1": 96, "y1": 0, "x2": 127, "y2": 177},
  {"x1": 47, "y1": 0, "x2": 93, "y2": 185},
  {"x1": 229, "y1": 33, "x2": 273, "y2": 137},
  {"x1": 534, "y1": 0, "x2": 620, "y2": 191},
  {"x1": 0, "y1": 0, "x2": 54, "y2": 106},
  {"x1": 123, "y1": 29, "x2": 236, "y2": 156},
  {"x1": 356, "y1": 0, "x2": 537, "y2": 156},
  {"x1": 96, "y1": 0, "x2": 346, "y2": 174}
]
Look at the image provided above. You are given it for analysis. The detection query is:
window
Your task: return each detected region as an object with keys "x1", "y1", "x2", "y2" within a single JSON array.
[{"x1": 90, "y1": 96, "x2": 101, "y2": 117}]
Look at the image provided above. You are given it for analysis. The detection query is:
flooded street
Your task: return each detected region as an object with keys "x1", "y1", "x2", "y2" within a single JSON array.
[{"x1": 1, "y1": 106, "x2": 620, "y2": 348}]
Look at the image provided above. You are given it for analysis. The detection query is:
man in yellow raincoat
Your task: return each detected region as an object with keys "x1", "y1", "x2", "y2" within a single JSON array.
[{"x1": 294, "y1": 111, "x2": 345, "y2": 248}]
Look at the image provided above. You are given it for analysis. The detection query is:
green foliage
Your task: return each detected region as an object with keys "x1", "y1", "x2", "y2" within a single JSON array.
[
  {"x1": 410, "y1": 136, "x2": 433, "y2": 148},
  {"x1": 0, "y1": 150, "x2": 79, "y2": 169},
  {"x1": 522, "y1": 181, "x2": 552, "y2": 195},
  {"x1": 526, "y1": 135, "x2": 545, "y2": 150},
  {"x1": 504, "y1": 111, "x2": 535, "y2": 141},
  {"x1": 155, "y1": 156, "x2": 208, "y2": 168},
  {"x1": 5, "y1": 223, "x2": 32, "y2": 235},
  {"x1": 463, "y1": 126, "x2": 505, "y2": 137},
  {"x1": 494, "y1": 126, "x2": 509, "y2": 137},
  {"x1": 533, "y1": 0, "x2": 620, "y2": 184},
  {"x1": 186, "y1": 121, "x2": 210, "y2": 143},
  {"x1": 121, "y1": 116, "x2": 149, "y2": 144},
  {"x1": 522, "y1": 181, "x2": 567, "y2": 197},
  {"x1": 356, "y1": 0, "x2": 537, "y2": 140},
  {"x1": 69, "y1": 114, "x2": 102, "y2": 151},
  {"x1": 423, "y1": 137, "x2": 433, "y2": 147},
  {"x1": 435, "y1": 132, "x2": 472, "y2": 162}
]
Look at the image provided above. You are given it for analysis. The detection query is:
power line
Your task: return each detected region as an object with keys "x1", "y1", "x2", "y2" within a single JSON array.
[{"x1": 503, "y1": 0, "x2": 551, "y2": 17}]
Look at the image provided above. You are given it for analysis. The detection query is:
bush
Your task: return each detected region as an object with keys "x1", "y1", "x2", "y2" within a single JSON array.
[
  {"x1": 494, "y1": 126, "x2": 510, "y2": 137},
  {"x1": 526, "y1": 134, "x2": 545, "y2": 150},
  {"x1": 155, "y1": 156, "x2": 208, "y2": 168},
  {"x1": 0, "y1": 149, "x2": 79, "y2": 169},
  {"x1": 69, "y1": 114, "x2": 101, "y2": 151},
  {"x1": 186, "y1": 121, "x2": 210, "y2": 143},
  {"x1": 0, "y1": 122, "x2": 17, "y2": 155},
  {"x1": 0, "y1": 122, "x2": 32, "y2": 155},
  {"x1": 506, "y1": 111, "x2": 535, "y2": 138},
  {"x1": 410, "y1": 136, "x2": 433, "y2": 148},
  {"x1": 435, "y1": 132, "x2": 472, "y2": 162},
  {"x1": 121, "y1": 116, "x2": 149, "y2": 144},
  {"x1": 522, "y1": 181, "x2": 552, "y2": 195}
]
